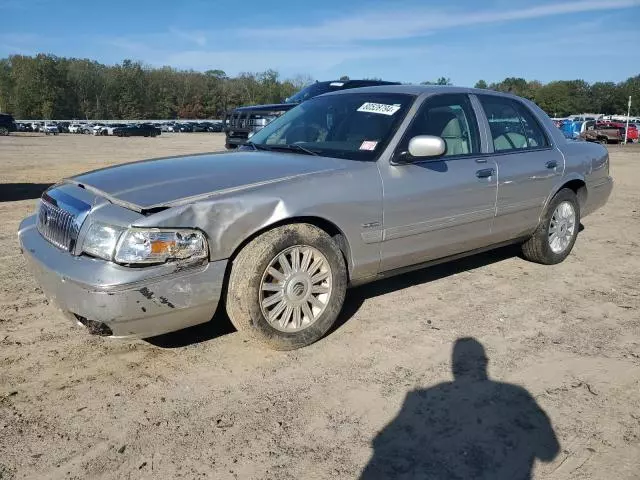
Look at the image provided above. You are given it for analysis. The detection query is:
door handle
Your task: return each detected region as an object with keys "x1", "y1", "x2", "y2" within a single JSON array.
[
  {"x1": 475, "y1": 158, "x2": 488, "y2": 164},
  {"x1": 546, "y1": 160, "x2": 558, "y2": 169},
  {"x1": 476, "y1": 168, "x2": 494, "y2": 178}
]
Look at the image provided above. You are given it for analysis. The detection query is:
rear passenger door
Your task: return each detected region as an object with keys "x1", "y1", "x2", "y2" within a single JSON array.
[{"x1": 477, "y1": 95, "x2": 563, "y2": 241}]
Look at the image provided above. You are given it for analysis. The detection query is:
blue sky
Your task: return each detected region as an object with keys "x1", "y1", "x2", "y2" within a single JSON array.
[{"x1": 1, "y1": 0, "x2": 639, "y2": 85}]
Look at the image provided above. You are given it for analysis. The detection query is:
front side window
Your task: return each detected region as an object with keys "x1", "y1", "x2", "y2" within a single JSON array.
[
  {"x1": 480, "y1": 96, "x2": 549, "y2": 151},
  {"x1": 249, "y1": 93, "x2": 415, "y2": 161},
  {"x1": 398, "y1": 93, "x2": 480, "y2": 157}
]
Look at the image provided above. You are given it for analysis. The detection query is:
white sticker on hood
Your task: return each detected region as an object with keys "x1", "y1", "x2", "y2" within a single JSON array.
[{"x1": 357, "y1": 102, "x2": 401, "y2": 116}]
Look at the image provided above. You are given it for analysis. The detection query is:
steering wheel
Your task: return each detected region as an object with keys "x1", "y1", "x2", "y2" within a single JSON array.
[{"x1": 285, "y1": 124, "x2": 323, "y2": 144}]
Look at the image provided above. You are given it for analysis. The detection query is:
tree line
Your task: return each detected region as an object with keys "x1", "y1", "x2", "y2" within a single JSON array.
[
  {"x1": 472, "y1": 77, "x2": 639, "y2": 118},
  {"x1": 0, "y1": 54, "x2": 307, "y2": 120},
  {"x1": 421, "y1": 76, "x2": 640, "y2": 118},
  {"x1": 0, "y1": 54, "x2": 638, "y2": 120}
]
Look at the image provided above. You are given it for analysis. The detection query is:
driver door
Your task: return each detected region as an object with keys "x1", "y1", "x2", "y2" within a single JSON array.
[{"x1": 378, "y1": 93, "x2": 498, "y2": 271}]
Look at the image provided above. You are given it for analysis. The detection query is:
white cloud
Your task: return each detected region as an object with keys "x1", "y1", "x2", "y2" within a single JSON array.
[
  {"x1": 169, "y1": 28, "x2": 207, "y2": 47},
  {"x1": 85, "y1": 0, "x2": 640, "y2": 83},
  {"x1": 157, "y1": 44, "x2": 430, "y2": 74},
  {"x1": 237, "y1": 0, "x2": 640, "y2": 43}
]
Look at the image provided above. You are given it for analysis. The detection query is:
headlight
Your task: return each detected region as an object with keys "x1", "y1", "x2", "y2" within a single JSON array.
[
  {"x1": 114, "y1": 228, "x2": 208, "y2": 265},
  {"x1": 82, "y1": 225, "x2": 208, "y2": 265},
  {"x1": 83, "y1": 223, "x2": 125, "y2": 260}
]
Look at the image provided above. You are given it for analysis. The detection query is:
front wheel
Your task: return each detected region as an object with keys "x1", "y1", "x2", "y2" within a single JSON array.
[
  {"x1": 522, "y1": 188, "x2": 580, "y2": 265},
  {"x1": 226, "y1": 224, "x2": 347, "y2": 350}
]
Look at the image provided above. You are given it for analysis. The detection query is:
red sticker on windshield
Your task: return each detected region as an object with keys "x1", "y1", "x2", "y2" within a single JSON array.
[{"x1": 360, "y1": 141, "x2": 378, "y2": 151}]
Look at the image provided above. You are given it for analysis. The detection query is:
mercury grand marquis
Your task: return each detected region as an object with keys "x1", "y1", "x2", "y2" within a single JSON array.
[{"x1": 18, "y1": 86, "x2": 613, "y2": 350}]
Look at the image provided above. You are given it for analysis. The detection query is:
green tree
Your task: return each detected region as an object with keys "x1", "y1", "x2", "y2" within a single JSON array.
[{"x1": 421, "y1": 77, "x2": 452, "y2": 86}]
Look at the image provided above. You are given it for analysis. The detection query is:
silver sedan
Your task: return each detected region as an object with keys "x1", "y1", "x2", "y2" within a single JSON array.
[{"x1": 18, "y1": 86, "x2": 613, "y2": 349}]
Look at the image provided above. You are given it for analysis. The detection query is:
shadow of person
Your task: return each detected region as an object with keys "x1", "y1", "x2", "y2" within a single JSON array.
[{"x1": 360, "y1": 338, "x2": 560, "y2": 480}]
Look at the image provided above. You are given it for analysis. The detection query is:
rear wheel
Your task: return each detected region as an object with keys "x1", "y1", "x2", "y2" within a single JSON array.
[
  {"x1": 226, "y1": 224, "x2": 347, "y2": 350},
  {"x1": 0, "y1": 127, "x2": 9, "y2": 136},
  {"x1": 522, "y1": 188, "x2": 580, "y2": 265}
]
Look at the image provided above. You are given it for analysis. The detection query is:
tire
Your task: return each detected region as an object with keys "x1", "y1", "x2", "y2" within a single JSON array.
[
  {"x1": 226, "y1": 223, "x2": 347, "y2": 350},
  {"x1": 0, "y1": 126, "x2": 9, "y2": 135},
  {"x1": 598, "y1": 137, "x2": 608, "y2": 145},
  {"x1": 521, "y1": 188, "x2": 580, "y2": 265}
]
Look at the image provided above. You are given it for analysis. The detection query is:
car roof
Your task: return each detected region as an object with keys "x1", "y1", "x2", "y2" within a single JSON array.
[
  {"x1": 323, "y1": 84, "x2": 525, "y2": 100},
  {"x1": 320, "y1": 79, "x2": 400, "y2": 86}
]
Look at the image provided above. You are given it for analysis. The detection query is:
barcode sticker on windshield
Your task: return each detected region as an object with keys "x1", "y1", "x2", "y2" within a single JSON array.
[
  {"x1": 360, "y1": 141, "x2": 378, "y2": 151},
  {"x1": 357, "y1": 103, "x2": 401, "y2": 116}
]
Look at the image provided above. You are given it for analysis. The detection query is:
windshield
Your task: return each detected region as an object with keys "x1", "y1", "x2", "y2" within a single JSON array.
[{"x1": 249, "y1": 93, "x2": 414, "y2": 161}]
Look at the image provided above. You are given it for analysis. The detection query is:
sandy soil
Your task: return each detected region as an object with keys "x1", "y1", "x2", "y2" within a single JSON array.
[{"x1": 1, "y1": 133, "x2": 639, "y2": 479}]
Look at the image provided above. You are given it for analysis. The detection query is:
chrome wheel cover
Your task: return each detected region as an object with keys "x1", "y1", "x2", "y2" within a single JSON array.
[
  {"x1": 548, "y1": 201, "x2": 576, "y2": 254},
  {"x1": 259, "y1": 245, "x2": 333, "y2": 332}
]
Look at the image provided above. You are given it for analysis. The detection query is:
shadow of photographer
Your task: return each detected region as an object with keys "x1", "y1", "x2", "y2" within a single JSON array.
[{"x1": 361, "y1": 338, "x2": 560, "y2": 479}]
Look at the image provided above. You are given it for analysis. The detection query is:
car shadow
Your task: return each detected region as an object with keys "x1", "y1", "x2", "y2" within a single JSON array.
[
  {"x1": 329, "y1": 243, "x2": 523, "y2": 335},
  {"x1": 359, "y1": 337, "x2": 560, "y2": 479},
  {"x1": 144, "y1": 307, "x2": 236, "y2": 348},
  {"x1": 0, "y1": 183, "x2": 52, "y2": 202},
  {"x1": 146, "y1": 244, "x2": 525, "y2": 349}
]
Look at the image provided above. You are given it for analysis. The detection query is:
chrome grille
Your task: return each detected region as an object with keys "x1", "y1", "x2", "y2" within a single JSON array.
[{"x1": 36, "y1": 197, "x2": 80, "y2": 251}]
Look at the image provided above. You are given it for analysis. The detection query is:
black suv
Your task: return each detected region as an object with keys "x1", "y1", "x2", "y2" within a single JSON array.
[
  {"x1": 224, "y1": 79, "x2": 400, "y2": 149},
  {"x1": 0, "y1": 113, "x2": 18, "y2": 135}
]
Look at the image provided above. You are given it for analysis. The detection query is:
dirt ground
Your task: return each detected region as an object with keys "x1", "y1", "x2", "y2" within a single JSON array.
[{"x1": 1, "y1": 133, "x2": 639, "y2": 480}]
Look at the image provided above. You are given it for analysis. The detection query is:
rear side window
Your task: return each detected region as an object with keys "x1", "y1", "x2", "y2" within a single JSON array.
[
  {"x1": 513, "y1": 102, "x2": 549, "y2": 148},
  {"x1": 479, "y1": 96, "x2": 549, "y2": 151}
]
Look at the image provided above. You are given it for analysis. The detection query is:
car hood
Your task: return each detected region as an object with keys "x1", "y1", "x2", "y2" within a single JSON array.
[{"x1": 67, "y1": 151, "x2": 350, "y2": 211}]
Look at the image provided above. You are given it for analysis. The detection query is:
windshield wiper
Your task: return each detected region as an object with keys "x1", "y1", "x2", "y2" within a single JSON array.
[
  {"x1": 266, "y1": 144, "x2": 319, "y2": 156},
  {"x1": 245, "y1": 141, "x2": 272, "y2": 151},
  {"x1": 246, "y1": 142, "x2": 319, "y2": 156}
]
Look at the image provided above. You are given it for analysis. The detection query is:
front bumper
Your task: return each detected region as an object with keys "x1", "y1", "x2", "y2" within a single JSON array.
[{"x1": 18, "y1": 215, "x2": 226, "y2": 338}]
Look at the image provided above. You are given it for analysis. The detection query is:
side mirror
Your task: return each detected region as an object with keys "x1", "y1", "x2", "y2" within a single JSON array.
[{"x1": 408, "y1": 135, "x2": 446, "y2": 159}]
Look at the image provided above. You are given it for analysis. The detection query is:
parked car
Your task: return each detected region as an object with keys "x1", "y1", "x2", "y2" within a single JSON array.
[
  {"x1": 610, "y1": 123, "x2": 639, "y2": 143},
  {"x1": 57, "y1": 122, "x2": 70, "y2": 133},
  {"x1": 561, "y1": 120, "x2": 588, "y2": 139},
  {"x1": 17, "y1": 122, "x2": 32, "y2": 132},
  {"x1": 191, "y1": 122, "x2": 209, "y2": 132},
  {"x1": 68, "y1": 123, "x2": 83, "y2": 134},
  {"x1": 18, "y1": 86, "x2": 613, "y2": 349},
  {"x1": 177, "y1": 123, "x2": 194, "y2": 133},
  {"x1": 81, "y1": 124, "x2": 95, "y2": 134},
  {"x1": 42, "y1": 123, "x2": 59, "y2": 135},
  {"x1": 105, "y1": 123, "x2": 127, "y2": 136},
  {"x1": 93, "y1": 124, "x2": 108, "y2": 136},
  {"x1": 113, "y1": 123, "x2": 161, "y2": 137},
  {"x1": 224, "y1": 79, "x2": 401, "y2": 149},
  {"x1": 208, "y1": 122, "x2": 224, "y2": 132},
  {"x1": 580, "y1": 121, "x2": 622, "y2": 144},
  {"x1": 0, "y1": 113, "x2": 18, "y2": 135}
]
